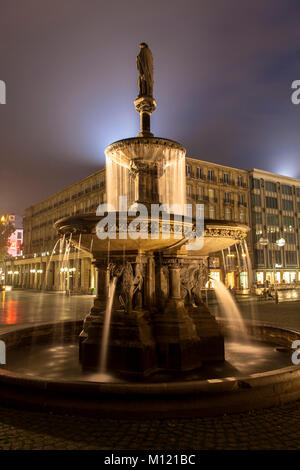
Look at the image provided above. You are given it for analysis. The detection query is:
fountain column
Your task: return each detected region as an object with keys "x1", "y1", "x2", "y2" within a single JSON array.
[
  {"x1": 168, "y1": 262, "x2": 181, "y2": 299},
  {"x1": 95, "y1": 264, "x2": 109, "y2": 301},
  {"x1": 154, "y1": 258, "x2": 202, "y2": 372},
  {"x1": 134, "y1": 96, "x2": 156, "y2": 138}
]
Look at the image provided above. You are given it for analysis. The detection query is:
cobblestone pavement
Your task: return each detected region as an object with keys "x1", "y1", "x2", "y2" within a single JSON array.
[{"x1": 0, "y1": 400, "x2": 300, "y2": 450}]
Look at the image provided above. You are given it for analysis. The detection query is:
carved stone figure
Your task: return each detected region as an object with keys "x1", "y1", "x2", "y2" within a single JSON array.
[
  {"x1": 180, "y1": 260, "x2": 209, "y2": 306},
  {"x1": 180, "y1": 265, "x2": 199, "y2": 306},
  {"x1": 192, "y1": 260, "x2": 209, "y2": 304},
  {"x1": 133, "y1": 262, "x2": 144, "y2": 308},
  {"x1": 118, "y1": 262, "x2": 134, "y2": 313},
  {"x1": 136, "y1": 43, "x2": 154, "y2": 97}
]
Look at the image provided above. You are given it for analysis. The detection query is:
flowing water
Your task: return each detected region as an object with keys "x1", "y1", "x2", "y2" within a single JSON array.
[
  {"x1": 43, "y1": 238, "x2": 61, "y2": 290},
  {"x1": 99, "y1": 276, "x2": 118, "y2": 374},
  {"x1": 211, "y1": 278, "x2": 247, "y2": 339},
  {"x1": 243, "y1": 239, "x2": 253, "y2": 289}
]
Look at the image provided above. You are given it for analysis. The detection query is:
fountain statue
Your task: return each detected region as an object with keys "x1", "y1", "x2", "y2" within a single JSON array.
[{"x1": 56, "y1": 44, "x2": 249, "y2": 376}]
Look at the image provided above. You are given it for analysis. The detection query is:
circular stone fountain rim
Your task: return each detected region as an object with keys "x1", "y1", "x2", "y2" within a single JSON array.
[
  {"x1": 1, "y1": 320, "x2": 300, "y2": 417},
  {"x1": 105, "y1": 136, "x2": 186, "y2": 154},
  {"x1": 54, "y1": 215, "x2": 250, "y2": 232},
  {"x1": 0, "y1": 319, "x2": 299, "y2": 395}
]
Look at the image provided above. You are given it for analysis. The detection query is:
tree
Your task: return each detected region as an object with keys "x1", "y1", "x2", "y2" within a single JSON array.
[{"x1": 0, "y1": 221, "x2": 15, "y2": 263}]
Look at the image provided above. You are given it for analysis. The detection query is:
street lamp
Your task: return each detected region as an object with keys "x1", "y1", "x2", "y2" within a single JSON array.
[{"x1": 258, "y1": 236, "x2": 285, "y2": 304}]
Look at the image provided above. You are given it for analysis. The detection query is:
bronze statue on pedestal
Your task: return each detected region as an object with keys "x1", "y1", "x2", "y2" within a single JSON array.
[{"x1": 136, "y1": 42, "x2": 154, "y2": 98}]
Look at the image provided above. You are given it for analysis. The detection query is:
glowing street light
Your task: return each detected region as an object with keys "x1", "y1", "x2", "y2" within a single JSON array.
[{"x1": 276, "y1": 238, "x2": 286, "y2": 247}]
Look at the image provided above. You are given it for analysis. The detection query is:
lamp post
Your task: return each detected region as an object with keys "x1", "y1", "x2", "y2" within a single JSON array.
[{"x1": 258, "y1": 237, "x2": 285, "y2": 304}]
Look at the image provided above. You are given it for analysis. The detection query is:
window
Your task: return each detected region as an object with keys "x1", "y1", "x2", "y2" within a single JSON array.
[
  {"x1": 252, "y1": 211, "x2": 262, "y2": 224},
  {"x1": 283, "y1": 215, "x2": 295, "y2": 227},
  {"x1": 297, "y1": 201, "x2": 300, "y2": 212},
  {"x1": 281, "y1": 184, "x2": 292, "y2": 195},
  {"x1": 223, "y1": 173, "x2": 229, "y2": 184},
  {"x1": 267, "y1": 230, "x2": 280, "y2": 243},
  {"x1": 254, "y1": 229, "x2": 263, "y2": 242},
  {"x1": 265, "y1": 181, "x2": 277, "y2": 192},
  {"x1": 224, "y1": 191, "x2": 230, "y2": 203},
  {"x1": 282, "y1": 199, "x2": 294, "y2": 211},
  {"x1": 268, "y1": 250, "x2": 282, "y2": 266},
  {"x1": 186, "y1": 185, "x2": 191, "y2": 197},
  {"x1": 266, "y1": 214, "x2": 279, "y2": 226},
  {"x1": 197, "y1": 186, "x2": 203, "y2": 200},
  {"x1": 252, "y1": 194, "x2": 261, "y2": 207},
  {"x1": 186, "y1": 165, "x2": 192, "y2": 178},
  {"x1": 208, "y1": 205, "x2": 215, "y2": 219},
  {"x1": 208, "y1": 188, "x2": 215, "y2": 201},
  {"x1": 238, "y1": 175, "x2": 243, "y2": 187},
  {"x1": 252, "y1": 178, "x2": 260, "y2": 189},
  {"x1": 239, "y1": 210, "x2": 245, "y2": 223},
  {"x1": 286, "y1": 251, "x2": 297, "y2": 266},
  {"x1": 239, "y1": 194, "x2": 245, "y2": 205},
  {"x1": 256, "y1": 272, "x2": 264, "y2": 284},
  {"x1": 254, "y1": 249, "x2": 264, "y2": 266},
  {"x1": 207, "y1": 169, "x2": 214, "y2": 181},
  {"x1": 296, "y1": 188, "x2": 300, "y2": 198},
  {"x1": 285, "y1": 232, "x2": 296, "y2": 244},
  {"x1": 196, "y1": 167, "x2": 202, "y2": 179},
  {"x1": 265, "y1": 196, "x2": 278, "y2": 209}
]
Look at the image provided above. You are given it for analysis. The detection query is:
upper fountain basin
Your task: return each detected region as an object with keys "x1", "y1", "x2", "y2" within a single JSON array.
[{"x1": 55, "y1": 214, "x2": 249, "y2": 256}]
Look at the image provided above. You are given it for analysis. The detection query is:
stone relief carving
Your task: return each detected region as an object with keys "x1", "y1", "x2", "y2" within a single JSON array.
[
  {"x1": 180, "y1": 260, "x2": 208, "y2": 306},
  {"x1": 108, "y1": 261, "x2": 144, "y2": 313}
]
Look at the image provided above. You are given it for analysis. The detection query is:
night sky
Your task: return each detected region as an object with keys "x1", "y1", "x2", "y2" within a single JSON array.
[{"x1": 1, "y1": 0, "x2": 300, "y2": 215}]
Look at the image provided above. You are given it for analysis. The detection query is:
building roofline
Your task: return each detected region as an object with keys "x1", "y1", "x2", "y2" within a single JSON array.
[
  {"x1": 250, "y1": 168, "x2": 300, "y2": 185},
  {"x1": 25, "y1": 167, "x2": 106, "y2": 214},
  {"x1": 187, "y1": 156, "x2": 248, "y2": 174}
]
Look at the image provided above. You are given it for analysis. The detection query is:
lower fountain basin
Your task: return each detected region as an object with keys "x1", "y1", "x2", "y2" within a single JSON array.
[{"x1": 0, "y1": 320, "x2": 300, "y2": 417}]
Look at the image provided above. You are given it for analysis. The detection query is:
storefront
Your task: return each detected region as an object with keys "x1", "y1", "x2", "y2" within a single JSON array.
[
  {"x1": 225, "y1": 272, "x2": 235, "y2": 289},
  {"x1": 282, "y1": 271, "x2": 296, "y2": 284},
  {"x1": 239, "y1": 271, "x2": 248, "y2": 289},
  {"x1": 255, "y1": 270, "x2": 299, "y2": 287},
  {"x1": 265, "y1": 271, "x2": 281, "y2": 284}
]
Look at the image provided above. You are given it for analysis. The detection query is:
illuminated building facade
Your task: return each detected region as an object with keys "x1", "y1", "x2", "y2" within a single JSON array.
[
  {"x1": 4, "y1": 159, "x2": 251, "y2": 292},
  {"x1": 4, "y1": 161, "x2": 300, "y2": 293},
  {"x1": 185, "y1": 159, "x2": 250, "y2": 290},
  {"x1": 249, "y1": 169, "x2": 300, "y2": 287}
]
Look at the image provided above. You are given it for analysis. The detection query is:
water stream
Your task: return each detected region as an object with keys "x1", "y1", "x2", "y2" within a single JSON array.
[
  {"x1": 211, "y1": 278, "x2": 247, "y2": 339},
  {"x1": 99, "y1": 276, "x2": 118, "y2": 374}
]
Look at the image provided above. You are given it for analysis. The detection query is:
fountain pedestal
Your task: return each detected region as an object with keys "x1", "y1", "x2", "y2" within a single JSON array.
[
  {"x1": 153, "y1": 259, "x2": 203, "y2": 371},
  {"x1": 187, "y1": 304, "x2": 225, "y2": 362},
  {"x1": 80, "y1": 309, "x2": 157, "y2": 376}
]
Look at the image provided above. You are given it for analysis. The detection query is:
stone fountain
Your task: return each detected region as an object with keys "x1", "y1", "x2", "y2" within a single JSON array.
[
  {"x1": 1, "y1": 45, "x2": 300, "y2": 419},
  {"x1": 56, "y1": 43, "x2": 249, "y2": 377}
]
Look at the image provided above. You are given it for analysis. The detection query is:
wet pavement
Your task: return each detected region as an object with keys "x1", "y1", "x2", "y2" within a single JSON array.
[
  {"x1": 0, "y1": 289, "x2": 93, "y2": 327},
  {"x1": 1, "y1": 288, "x2": 300, "y2": 450},
  {"x1": 1, "y1": 288, "x2": 300, "y2": 331}
]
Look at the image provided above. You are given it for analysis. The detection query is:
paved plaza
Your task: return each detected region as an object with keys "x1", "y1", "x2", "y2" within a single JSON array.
[{"x1": 0, "y1": 289, "x2": 300, "y2": 450}]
